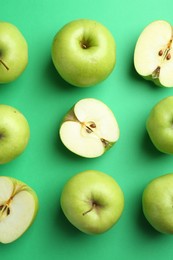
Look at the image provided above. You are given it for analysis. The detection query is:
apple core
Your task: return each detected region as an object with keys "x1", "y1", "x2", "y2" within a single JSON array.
[{"x1": 59, "y1": 98, "x2": 120, "y2": 158}]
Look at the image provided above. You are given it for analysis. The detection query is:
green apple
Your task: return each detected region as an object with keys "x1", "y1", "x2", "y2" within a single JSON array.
[
  {"x1": 142, "y1": 173, "x2": 173, "y2": 234},
  {"x1": 0, "y1": 21, "x2": 28, "y2": 84},
  {"x1": 146, "y1": 96, "x2": 173, "y2": 154},
  {"x1": 134, "y1": 20, "x2": 173, "y2": 87},
  {"x1": 0, "y1": 176, "x2": 38, "y2": 243},
  {"x1": 0, "y1": 104, "x2": 30, "y2": 164},
  {"x1": 59, "y1": 98, "x2": 120, "y2": 158},
  {"x1": 60, "y1": 170, "x2": 124, "y2": 234},
  {"x1": 51, "y1": 19, "x2": 116, "y2": 87}
]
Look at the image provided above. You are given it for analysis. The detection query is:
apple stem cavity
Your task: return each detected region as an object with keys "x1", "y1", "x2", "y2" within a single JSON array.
[
  {"x1": 0, "y1": 133, "x2": 4, "y2": 140},
  {"x1": 0, "y1": 59, "x2": 9, "y2": 71},
  {"x1": 80, "y1": 38, "x2": 91, "y2": 49},
  {"x1": 82, "y1": 202, "x2": 97, "y2": 216}
]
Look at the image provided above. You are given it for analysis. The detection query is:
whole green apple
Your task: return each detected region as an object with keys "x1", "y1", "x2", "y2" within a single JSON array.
[
  {"x1": 146, "y1": 96, "x2": 173, "y2": 154},
  {"x1": 0, "y1": 176, "x2": 38, "y2": 243},
  {"x1": 142, "y1": 173, "x2": 173, "y2": 234},
  {"x1": 0, "y1": 105, "x2": 30, "y2": 164},
  {"x1": 60, "y1": 170, "x2": 124, "y2": 234},
  {"x1": 51, "y1": 19, "x2": 116, "y2": 87},
  {"x1": 0, "y1": 21, "x2": 28, "y2": 83}
]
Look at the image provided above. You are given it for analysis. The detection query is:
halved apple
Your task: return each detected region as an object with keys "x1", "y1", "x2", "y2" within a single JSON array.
[
  {"x1": 134, "y1": 20, "x2": 173, "y2": 87},
  {"x1": 0, "y1": 176, "x2": 38, "y2": 244},
  {"x1": 59, "y1": 98, "x2": 120, "y2": 158}
]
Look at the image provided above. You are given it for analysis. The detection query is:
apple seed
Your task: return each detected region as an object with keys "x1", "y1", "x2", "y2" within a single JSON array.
[
  {"x1": 166, "y1": 53, "x2": 171, "y2": 60},
  {"x1": 158, "y1": 50, "x2": 163, "y2": 56},
  {"x1": 7, "y1": 207, "x2": 10, "y2": 215},
  {"x1": 86, "y1": 126, "x2": 93, "y2": 133},
  {"x1": 0, "y1": 204, "x2": 11, "y2": 221},
  {"x1": 85, "y1": 122, "x2": 97, "y2": 133},
  {"x1": 90, "y1": 122, "x2": 96, "y2": 128}
]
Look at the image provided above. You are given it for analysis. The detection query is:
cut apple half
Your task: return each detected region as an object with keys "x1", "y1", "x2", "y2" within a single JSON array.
[
  {"x1": 0, "y1": 176, "x2": 38, "y2": 244},
  {"x1": 59, "y1": 98, "x2": 120, "y2": 158},
  {"x1": 134, "y1": 20, "x2": 173, "y2": 87}
]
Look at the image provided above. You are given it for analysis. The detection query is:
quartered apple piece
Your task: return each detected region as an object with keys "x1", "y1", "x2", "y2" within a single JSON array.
[
  {"x1": 0, "y1": 176, "x2": 38, "y2": 244},
  {"x1": 134, "y1": 20, "x2": 173, "y2": 87},
  {"x1": 59, "y1": 98, "x2": 120, "y2": 158}
]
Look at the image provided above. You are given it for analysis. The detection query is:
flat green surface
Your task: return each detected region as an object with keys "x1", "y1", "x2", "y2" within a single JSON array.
[{"x1": 1, "y1": 0, "x2": 173, "y2": 259}]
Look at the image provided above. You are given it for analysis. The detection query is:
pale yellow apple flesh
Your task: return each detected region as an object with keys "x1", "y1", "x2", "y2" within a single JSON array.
[
  {"x1": 134, "y1": 20, "x2": 173, "y2": 87},
  {"x1": 0, "y1": 177, "x2": 38, "y2": 244},
  {"x1": 60, "y1": 98, "x2": 120, "y2": 158}
]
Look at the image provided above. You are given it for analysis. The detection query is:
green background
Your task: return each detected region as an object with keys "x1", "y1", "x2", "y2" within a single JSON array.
[{"x1": 1, "y1": 0, "x2": 173, "y2": 259}]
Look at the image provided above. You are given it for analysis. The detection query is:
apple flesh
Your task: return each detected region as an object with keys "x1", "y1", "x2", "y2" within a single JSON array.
[
  {"x1": 146, "y1": 96, "x2": 173, "y2": 154},
  {"x1": 142, "y1": 173, "x2": 173, "y2": 234},
  {"x1": 59, "y1": 98, "x2": 120, "y2": 158},
  {"x1": 51, "y1": 19, "x2": 116, "y2": 87},
  {"x1": 0, "y1": 105, "x2": 30, "y2": 164},
  {"x1": 0, "y1": 21, "x2": 28, "y2": 84},
  {"x1": 0, "y1": 176, "x2": 38, "y2": 243},
  {"x1": 60, "y1": 170, "x2": 124, "y2": 234},
  {"x1": 134, "y1": 20, "x2": 173, "y2": 87}
]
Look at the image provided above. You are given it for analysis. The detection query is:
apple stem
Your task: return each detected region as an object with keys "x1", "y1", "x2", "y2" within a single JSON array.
[
  {"x1": 0, "y1": 59, "x2": 9, "y2": 70},
  {"x1": 82, "y1": 43, "x2": 87, "y2": 49},
  {"x1": 82, "y1": 202, "x2": 97, "y2": 216}
]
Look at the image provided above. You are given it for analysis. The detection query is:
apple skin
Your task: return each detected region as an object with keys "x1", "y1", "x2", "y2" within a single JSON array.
[
  {"x1": 0, "y1": 21, "x2": 28, "y2": 84},
  {"x1": 0, "y1": 105, "x2": 30, "y2": 164},
  {"x1": 142, "y1": 173, "x2": 173, "y2": 234},
  {"x1": 146, "y1": 96, "x2": 173, "y2": 154},
  {"x1": 60, "y1": 170, "x2": 124, "y2": 235},
  {"x1": 51, "y1": 19, "x2": 116, "y2": 87},
  {"x1": 143, "y1": 75, "x2": 161, "y2": 87},
  {"x1": 0, "y1": 176, "x2": 38, "y2": 244}
]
